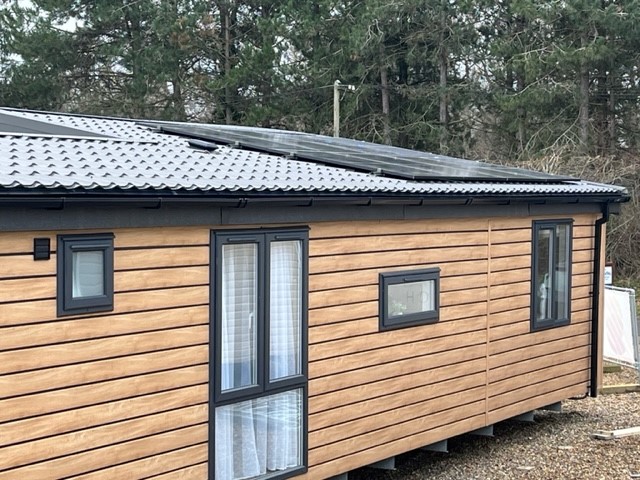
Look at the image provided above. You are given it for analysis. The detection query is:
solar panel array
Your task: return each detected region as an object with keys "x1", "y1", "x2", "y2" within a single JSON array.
[
  {"x1": 152, "y1": 123, "x2": 576, "y2": 183},
  {"x1": 0, "y1": 112, "x2": 112, "y2": 139}
]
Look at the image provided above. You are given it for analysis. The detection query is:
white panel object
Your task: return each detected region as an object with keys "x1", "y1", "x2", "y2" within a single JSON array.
[{"x1": 603, "y1": 286, "x2": 639, "y2": 378}]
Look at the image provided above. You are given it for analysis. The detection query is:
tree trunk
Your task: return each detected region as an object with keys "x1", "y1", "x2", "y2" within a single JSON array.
[
  {"x1": 220, "y1": 2, "x2": 233, "y2": 124},
  {"x1": 438, "y1": 0, "x2": 448, "y2": 153},
  {"x1": 380, "y1": 60, "x2": 391, "y2": 145},
  {"x1": 579, "y1": 32, "x2": 590, "y2": 153}
]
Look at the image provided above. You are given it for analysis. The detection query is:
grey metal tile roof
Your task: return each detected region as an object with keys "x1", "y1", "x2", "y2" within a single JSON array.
[{"x1": 0, "y1": 109, "x2": 628, "y2": 199}]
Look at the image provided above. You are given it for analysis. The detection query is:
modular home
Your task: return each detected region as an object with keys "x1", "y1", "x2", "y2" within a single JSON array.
[{"x1": 0, "y1": 108, "x2": 629, "y2": 479}]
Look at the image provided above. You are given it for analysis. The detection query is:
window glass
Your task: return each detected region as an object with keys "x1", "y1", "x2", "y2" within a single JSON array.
[
  {"x1": 221, "y1": 243, "x2": 258, "y2": 391},
  {"x1": 215, "y1": 389, "x2": 303, "y2": 480},
  {"x1": 535, "y1": 227, "x2": 553, "y2": 321},
  {"x1": 72, "y1": 250, "x2": 105, "y2": 298},
  {"x1": 387, "y1": 279, "x2": 435, "y2": 318},
  {"x1": 269, "y1": 240, "x2": 302, "y2": 380}
]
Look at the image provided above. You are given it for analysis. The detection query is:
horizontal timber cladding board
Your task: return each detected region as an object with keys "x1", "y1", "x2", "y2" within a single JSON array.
[
  {"x1": 489, "y1": 334, "x2": 590, "y2": 372},
  {"x1": 310, "y1": 357, "x2": 486, "y2": 416},
  {"x1": 489, "y1": 321, "x2": 590, "y2": 356},
  {"x1": 115, "y1": 266, "x2": 208, "y2": 292},
  {"x1": 0, "y1": 364, "x2": 208, "y2": 422},
  {"x1": 489, "y1": 357, "x2": 590, "y2": 397},
  {"x1": 0, "y1": 254, "x2": 58, "y2": 279},
  {"x1": 491, "y1": 255, "x2": 530, "y2": 273},
  {"x1": 310, "y1": 329, "x2": 486, "y2": 378},
  {"x1": 490, "y1": 242, "x2": 530, "y2": 258},
  {"x1": 309, "y1": 261, "x2": 487, "y2": 292},
  {"x1": 0, "y1": 306, "x2": 209, "y2": 351},
  {"x1": 309, "y1": 218, "x2": 490, "y2": 239},
  {"x1": 0, "y1": 424, "x2": 208, "y2": 480},
  {"x1": 309, "y1": 315, "x2": 486, "y2": 361},
  {"x1": 309, "y1": 369, "x2": 486, "y2": 431},
  {"x1": 0, "y1": 285, "x2": 208, "y2": 326},
  {"x1": 114, "y1": 246, "x2": 208, "y2": 270},
  {"x1": 0, "y1": 404, "x2": 207, "y2": 471},
  {"x1": 487, "y1": 383, "x2": 588, "y2": 425},
  {"x1": 488, "y1": 369, "x2": 589, "y2": 412},
  {"x1": 0, "y1": 227, "x2": 209, "y2": 254},
  {"x1": 144, "y1": 463, "x2": 208, "y2": 480},
  {"x1": 0, "y1": 384, "x2": 208, "y2": 448},
  {"x1": 489, "y1": 309, "x2": 590, "y2": 342},
  {"x1": 310, "y1": 245, "x2": 488, "y2": 275},
  {"x1": 309, "y1": 283, "x2": 486, "y2": 310},
  {"x1": 0, "y1": 325, "x2": 208, "y2": 375},
  {"x1": 491, "y1": 281, "x2": 530, "y2": 300},
  {"x1": 308, "y1": 301, "x2": 377, "y2": 326},
  {"x1": 310, "y1": 344, "x2": 487, "y2": 397},
  {"x1": 309, "y1": 399, "x2": 486, "y2": 465},
  {"x1": 0, "y1": 276, "x2": 55, "y2": 303},
  {"x1": 574, "y1": 237, "x2": 595, "y2": 250},
  {"x1": 67, "y1": 445, "x2": 208, "y2": 480},
  {"x1": 310, "y1": 385, "x2": 487, "y2": 448},
  {"x1": 489, "y1": 307, "x2": 529, "y2": 328},
  {"x1": 302, "y1": 414, "x2": 486, "y2": 480},
  {"x1": 489, "y1": 345, "x2": 591, "y2": 384},
  {"x1": 0, "y1": 345, "x2": 207, "y2": 400},
  {"x1": 310, "y1": 317, "x2": 378, "y2": 344},
  {"x1": 573, "y1": 261, "x2": 594, "y2": 275},
  {"x1": 309, "y1": 231, "x2": 488, "y2": 256}
]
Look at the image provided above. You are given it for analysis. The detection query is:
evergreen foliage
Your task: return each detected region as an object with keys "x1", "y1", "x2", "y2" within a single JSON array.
[{"x1": 1, "y1": 0, "x2": 638, "y2": 275}]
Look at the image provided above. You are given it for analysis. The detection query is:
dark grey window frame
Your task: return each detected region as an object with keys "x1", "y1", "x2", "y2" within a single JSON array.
[
  {"x1": 379, "y1": 267, "x2": 441, "y2": 331},
  {"x1": 530, "y1": 219, "x2": 573, "y2": 331},
  {"x1": 209, "y1": 227, "x2": 309, "y2": 480},
  {"x1": 57, "y1": 233, "x2": 114, "y2": 317}
]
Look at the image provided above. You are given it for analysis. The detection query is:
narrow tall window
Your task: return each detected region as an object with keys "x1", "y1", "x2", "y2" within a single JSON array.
[
  {"x1": 57, "y1": 234, "x2": 114, "y2": 316},
  {"x1": 212, "y1": 229, "x2": 308, "y2": 480},
  {"x1": 531, "y1": 220, "x2": 572, "y2": 330}
]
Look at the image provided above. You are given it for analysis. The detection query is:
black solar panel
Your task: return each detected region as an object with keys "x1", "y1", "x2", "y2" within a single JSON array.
[
  {"x1": 0, "y1": 112, "x2": 112, "y2": 139},
  {"x1": 146, "y1": 122, "x2": 576, "y2": 183}
]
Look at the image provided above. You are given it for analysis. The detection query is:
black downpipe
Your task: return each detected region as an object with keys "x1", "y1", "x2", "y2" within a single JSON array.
[{"x1": 590, "y1": 203, "x2": 610, "y2": 397}]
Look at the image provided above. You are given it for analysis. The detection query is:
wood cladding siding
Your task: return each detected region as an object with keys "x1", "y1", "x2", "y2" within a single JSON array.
[
  {"x1": 301, "y1": 214, "x2": 597, "y2": 480},
  {"x1": 0, "y1": 227, "x2": 210, "y2": 479},
  {"x1": 0, "y1": 213, "x2": 598, "y2": 479}
]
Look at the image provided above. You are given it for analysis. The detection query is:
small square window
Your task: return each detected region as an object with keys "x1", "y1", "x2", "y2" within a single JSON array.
[
  {"x1": 379, "y1": 268, "x2": 440, "y2": 330},
  {"x1": 57, "y1": 234, "x2": 114, "y2": 316}
]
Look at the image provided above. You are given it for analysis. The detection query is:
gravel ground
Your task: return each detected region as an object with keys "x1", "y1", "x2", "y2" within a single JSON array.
[{"x1": 349, "y1": 367, "x2": 640, "y2": 480}]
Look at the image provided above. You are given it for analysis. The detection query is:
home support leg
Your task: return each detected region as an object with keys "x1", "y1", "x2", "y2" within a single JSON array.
[
  {"x1": 512, "y1": 410, "x2": 536, "y2": 422},
  {"x1": 540, "y1": 401, "x2": 562, "y2": 412},
  {"x1": 469, "y1": 425, "x2": 494, "y2": 437},
  {"x1": 368, "y1": 456, "x2": 395, "y2": 470},
  {"x1": 421, "y1": 439, "x2": 449, "y2": 453}
]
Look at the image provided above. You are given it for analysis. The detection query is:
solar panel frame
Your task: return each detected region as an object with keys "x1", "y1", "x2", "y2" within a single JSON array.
[{"x1": 150, "y1": 123, "x2": 577, "y2": 183}]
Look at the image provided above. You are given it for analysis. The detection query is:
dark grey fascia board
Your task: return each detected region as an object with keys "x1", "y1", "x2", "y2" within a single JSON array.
[{"x1": 0, "y1": 197, "x2": 617, "y2": 232}]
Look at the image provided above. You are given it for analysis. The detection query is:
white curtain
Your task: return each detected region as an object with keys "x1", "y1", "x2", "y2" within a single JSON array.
[
  {"x1": 72, "y1": 251, "x2": 104, "y2": 298},
  {"x1": 215, "y1": 390, "x2": 302, "y2": 480},
  {"x1": 269, "y1": 240, "x2": 302, "y2": 380},
  {"x1": 221, "y1": 244, "x2": 258, "y2": 391}
]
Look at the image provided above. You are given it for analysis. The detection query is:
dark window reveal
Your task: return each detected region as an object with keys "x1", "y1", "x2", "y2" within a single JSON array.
[
  {"x1": 531, "y1": 220, "x2": 573, "y2": 330},
  {"x1": 57, "y1": 234, "x2": 114, "y2": 316},
  {"x1": 379, "y1": 268, "x2": 440, "y2": 330},
  {"x1": 211, "y1": 229, "x2": 308, "y2": 480}
]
